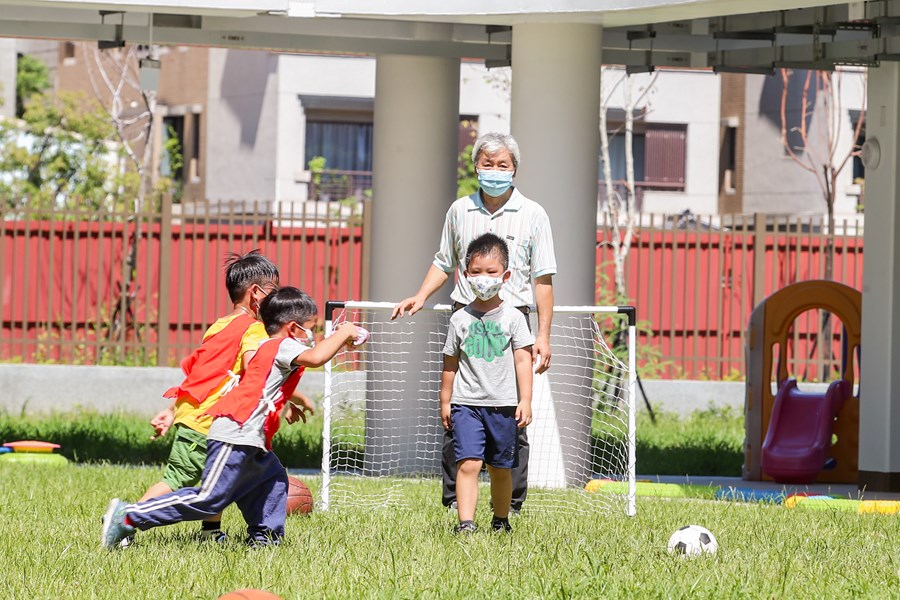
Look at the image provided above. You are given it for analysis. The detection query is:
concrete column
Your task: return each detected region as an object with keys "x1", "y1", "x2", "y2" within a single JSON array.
[
  {"x1": 365, "y1": 54, "x2": 460, "y2": 475},
  {"x1": 0, "y1": 39, "x2": 16, "y2": 119},
  {"x1": 859, "y1": 63, "x2": 900, "y2": 492},
  {"x1": 370, "y1": 55, "x2": 460, "y2": 299},
  {"x1": 511, "y1": 24, "x2": 603, "y2": 489},
  {"x1": 511, "y1": 23, "x2": 602, "y2": 305}
]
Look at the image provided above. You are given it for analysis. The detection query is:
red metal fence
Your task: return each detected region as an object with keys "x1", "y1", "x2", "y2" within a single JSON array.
[
  {"x1": 0, "y1": 199, "x2": 370, "y2": 366},
  {"x1": 597, "y1": 213, "x2": 864, "y2": 380},
  {"x1": 2, "y1": 203, "x2": 864, "y2": 379}
]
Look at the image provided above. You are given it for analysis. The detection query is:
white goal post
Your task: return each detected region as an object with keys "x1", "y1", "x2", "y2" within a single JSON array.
[{"x1": 321, "y1": 301, "x2": 637, "y2": 516}]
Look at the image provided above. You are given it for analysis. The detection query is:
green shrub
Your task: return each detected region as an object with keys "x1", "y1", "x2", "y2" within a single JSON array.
[{"x1": 0, "y1": 406, "x2": 744, "y2": 475}]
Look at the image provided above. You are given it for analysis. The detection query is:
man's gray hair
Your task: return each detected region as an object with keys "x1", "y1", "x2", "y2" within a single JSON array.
[{"x1": 471, "y1": 132, "x2": 521, "y2": 169}]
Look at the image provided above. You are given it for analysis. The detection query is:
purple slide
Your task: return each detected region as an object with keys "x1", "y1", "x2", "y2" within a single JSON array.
[{"x1": 761, "y1": 378, "x2": 851, "y2": 484}]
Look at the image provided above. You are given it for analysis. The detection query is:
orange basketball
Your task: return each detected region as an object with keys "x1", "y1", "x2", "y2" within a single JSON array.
[
  {"x1": 218, "y1": 589, "x2": 281, "y2": 600},
  {"x1": 286, "y1": 475, "x2": 314, "y2": 515}
]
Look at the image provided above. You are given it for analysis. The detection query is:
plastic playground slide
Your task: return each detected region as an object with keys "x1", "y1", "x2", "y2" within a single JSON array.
[{"x1": 761, "y1": 378, "x2": 851, "y2": 484}]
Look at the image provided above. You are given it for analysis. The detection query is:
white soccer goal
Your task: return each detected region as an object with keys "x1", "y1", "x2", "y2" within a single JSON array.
[{"x1": 321, "y1": 301, "x2": 636, "y2": 516}]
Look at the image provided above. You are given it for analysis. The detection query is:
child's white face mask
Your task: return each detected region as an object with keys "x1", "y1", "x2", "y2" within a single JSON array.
[
  {"x1": 297, "y1": 324, "x2": 315, "y2": 347},
  {"x1": 466, "y1": 273, "x2": 506, "y2": 301}
]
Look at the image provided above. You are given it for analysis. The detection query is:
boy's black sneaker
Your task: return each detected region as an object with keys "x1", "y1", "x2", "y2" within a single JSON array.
[
  {"x1": 454, "y1": 520, "x2": 477, "y2": 535},
  {"x1": 199, "y1": 529, "x2": 228, "y2": 544},
  {"x1": 491, "y1": 516, "x2": 512, "y2": 533}
]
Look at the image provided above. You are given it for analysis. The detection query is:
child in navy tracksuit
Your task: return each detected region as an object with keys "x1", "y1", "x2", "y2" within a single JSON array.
[{"x1": 101, "y1": 287, "x2": 365, "y2": 549}]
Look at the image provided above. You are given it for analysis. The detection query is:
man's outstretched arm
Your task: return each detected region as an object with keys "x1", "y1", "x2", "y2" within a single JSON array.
[{"x1": 391, "y1": 265, "x2": 451, "y2": 319}]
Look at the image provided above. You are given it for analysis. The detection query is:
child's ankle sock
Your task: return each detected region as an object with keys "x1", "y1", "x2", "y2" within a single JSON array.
[{"x1": 201, "y1": 520, "x2": 222, "y2": 532}]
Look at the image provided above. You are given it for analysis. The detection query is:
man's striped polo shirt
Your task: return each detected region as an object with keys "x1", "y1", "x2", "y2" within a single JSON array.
[{"x1": 433, "y1": 187, "x2": 557, "y2": 307}]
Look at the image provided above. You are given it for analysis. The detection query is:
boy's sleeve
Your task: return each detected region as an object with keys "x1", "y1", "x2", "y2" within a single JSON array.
[
  {"x1": 442, "y1": 316, "x2": 461, "y2": 356},
  {"x1": 279, "y1": 338, "x2": 310, "y2": 369},
  {"x1": 240, "y1": 322, "x2": 268, "y2": 357},
  {"x1": 510, "y1": 311, "x2": 535, "y2": 350}
]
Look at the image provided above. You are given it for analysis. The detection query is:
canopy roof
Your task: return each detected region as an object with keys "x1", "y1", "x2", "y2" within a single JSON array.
[{"x1": 1, "y1": 0, "x2": 899, "y2": 72}]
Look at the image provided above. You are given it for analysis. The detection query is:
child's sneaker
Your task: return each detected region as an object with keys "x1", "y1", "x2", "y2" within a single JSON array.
[
  {"x1": 100, "y1": 498, "x2": 135, "y2": 550},
  {"x1": 454, "y1": 520, "x2": 477, "y2": 535},
  {"x1": 247, "y1": 536, "x2": 282, "y2": 549},
  {"x1": 199, "y1": 529, "x2": 228, "y2": 544},
  {"x1": 491, "y1": 516, "x2": 512, "y2": 533},
  {"x1": 447, "y1": 501, "x2": 458, "y2": 518}
]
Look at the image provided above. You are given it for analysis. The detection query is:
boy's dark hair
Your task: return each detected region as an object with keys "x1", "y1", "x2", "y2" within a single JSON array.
[
  {"x1": 258, "y1": 287, "x2": 318, "y2": 335},
  {"x1": 224, "y1": 250, "x2": 279, "y2": 303},
  {"x1": 465, "y1": 233, "x2": 509, "y2": 270}
]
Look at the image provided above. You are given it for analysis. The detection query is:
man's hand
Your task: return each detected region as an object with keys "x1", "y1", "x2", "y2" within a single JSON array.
[
  {"x1": 516, "y1": 401, "x2": 532, "y2": 428},
  {"x1": 150, "y1": 407, "x2": 175, "y2": 440},
  {"x1": 391, "y1": 295, "x2": 425, "y2": 320},
  {"x1": 533, "y1": 336, "x2": 552, "y2": 374}
]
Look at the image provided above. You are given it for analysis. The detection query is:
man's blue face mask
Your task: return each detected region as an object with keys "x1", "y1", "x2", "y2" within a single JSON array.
[{"x1": 477, "y1": 169, "x2": 514, "y2": 197}]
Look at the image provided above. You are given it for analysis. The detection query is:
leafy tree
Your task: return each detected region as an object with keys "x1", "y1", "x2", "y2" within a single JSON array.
[
  {"x1": 15, "y1": 54, "x2": 51, "y2": 118},
  {"x1": 160, "y1": 124, "x2": 184, "y2": 203},
  {"x1": 0, "y1": 91, "x2": 123, "y2": 212},
  {"x1": 457, "y1": 144, "x2": 478, "y2": 198}
]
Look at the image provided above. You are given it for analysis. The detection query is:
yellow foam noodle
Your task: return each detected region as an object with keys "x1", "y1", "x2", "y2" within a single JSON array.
[
  {"x1": 594, "y1": 481, "x2": 718, "y2": 499},
  {"x1": 0, "y1": 452, "x2": 68, "y2": 465},
  {"x1": 784, "y1": 495, "x2": 804, "y2": 509},
  {"x1": 584, "y1": 479, "x2": 606, "y2": 493},
  {"x1": 858, "y1": 501, "x2": 900, "y2": 515}
]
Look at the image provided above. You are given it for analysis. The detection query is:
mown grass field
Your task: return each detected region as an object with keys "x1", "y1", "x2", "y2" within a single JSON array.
[{"x1": 1, "y1": 462, "x2": 897, "y2": 599}]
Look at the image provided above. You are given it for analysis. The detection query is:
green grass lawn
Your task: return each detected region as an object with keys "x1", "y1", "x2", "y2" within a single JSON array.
[{"x1": 1, "y1": 463, "x2": 897, "y2": 599}]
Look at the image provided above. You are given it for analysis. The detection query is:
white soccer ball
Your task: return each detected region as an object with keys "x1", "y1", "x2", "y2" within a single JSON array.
[{"x1": 667, "y1": 525, "x2": 718, "y2": 557}]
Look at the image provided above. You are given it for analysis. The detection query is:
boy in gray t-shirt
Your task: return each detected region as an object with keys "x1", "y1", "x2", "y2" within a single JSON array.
[{"x1": 441, "y1": 233, "x2": 534, "y2": 534}]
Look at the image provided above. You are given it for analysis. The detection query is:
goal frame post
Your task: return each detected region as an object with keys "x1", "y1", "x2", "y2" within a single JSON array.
[{"x1": 321, "y1": 300, "x2": 637, "y2": 516}]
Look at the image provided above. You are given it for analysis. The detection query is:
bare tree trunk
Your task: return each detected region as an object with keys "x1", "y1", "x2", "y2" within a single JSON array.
[
  {"x1": 84, "y1": 43, "x2": 159, "y2": 359},
  {"x1": 599, "y1": 80, "x2": 621, "y2": 300},
  {"x1": 619, "y1": 77, "x2": 637, "y2": 303}
]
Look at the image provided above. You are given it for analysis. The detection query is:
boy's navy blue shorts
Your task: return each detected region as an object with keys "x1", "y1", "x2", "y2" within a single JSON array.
[{"x1": 451, "y1": 404, "x2": 519, "y2": 469}]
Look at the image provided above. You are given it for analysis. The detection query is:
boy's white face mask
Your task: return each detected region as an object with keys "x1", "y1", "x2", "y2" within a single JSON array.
[
  {"x1": 297, "y1": 324, "x2": 315, "y2": 347},
  {"x1": 467, "y1": 273, "x2": 507, "y2": 301}
]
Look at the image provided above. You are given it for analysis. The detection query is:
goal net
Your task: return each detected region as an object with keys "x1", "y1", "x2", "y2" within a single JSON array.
[{"x1": 321, "y1": 301, "x2": 636, "y2": 516}]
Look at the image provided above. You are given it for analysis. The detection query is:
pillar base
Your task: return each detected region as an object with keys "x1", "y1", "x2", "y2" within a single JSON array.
[{"x1": 858, "y1": 470, "x2": 900, "y2": 493}]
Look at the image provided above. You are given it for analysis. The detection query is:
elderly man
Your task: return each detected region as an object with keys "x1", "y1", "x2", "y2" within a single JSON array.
[{"x1": 392, "y1": 132, "x2": 556, "y2": 514}]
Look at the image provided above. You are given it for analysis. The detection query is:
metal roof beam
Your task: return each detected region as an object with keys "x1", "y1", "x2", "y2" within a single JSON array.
[
  {"x1": 0, "y1": 5, "x2": 511, "y2": 57},
  {"x1": 602, "y1": 48, "x2": 704, "y2": 69},
  {"x1": 710, "y1": 35, "x2": 898, "y2": 69},
  {"x1": 0, "y1": 18, "x2": 510, "y2": 59},
  {"x1": 603, "y1": 27, "x2": 873, "y2": 54}
]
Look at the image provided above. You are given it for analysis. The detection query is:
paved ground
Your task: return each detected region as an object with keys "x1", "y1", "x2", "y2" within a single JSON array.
[{"x1": 640, "y1": 474, "x2": 900, "y2": 501}]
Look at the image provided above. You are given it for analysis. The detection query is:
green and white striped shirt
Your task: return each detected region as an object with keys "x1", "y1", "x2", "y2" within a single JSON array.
[{"x1": 433, "y1": 188, "x2": 557, "y2": 307}]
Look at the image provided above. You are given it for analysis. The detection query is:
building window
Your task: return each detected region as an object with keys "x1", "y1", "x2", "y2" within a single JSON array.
[
  {"x1": 851, "y1": 119, "x2": 865, "y2": 182},
  {"x1": 599, "y1": 123, "x2": 686, "y2": 189},
  {"x1": 644, "y1": 124, "x2": 687, "y2": 187},
  {"x1": 600, "y1": 133, "x2": 646, "y2": 183},
  {"x1": 459, "y1": 116, "x2": 479, "y2": 154},
  {"x1": 305, "y1": 121, "x2": 374, "y2": 172},
  {"x1": 189, "y1": 112, "x2": 201, "y2": 181},
  {"x1": 161, "y1": 115, "x2": 185, "y2": 182},
  {"x1": 720, "y1": 125, "x2": 737, "y2": 193}
]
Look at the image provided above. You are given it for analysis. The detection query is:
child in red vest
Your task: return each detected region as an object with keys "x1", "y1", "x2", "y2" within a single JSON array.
[
  {"x1": 101, "y1": 287, "x2": 365, "y2": 549},
  {"x1": 135, "y1": 250, "x2": 279, "y2": 543}
]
